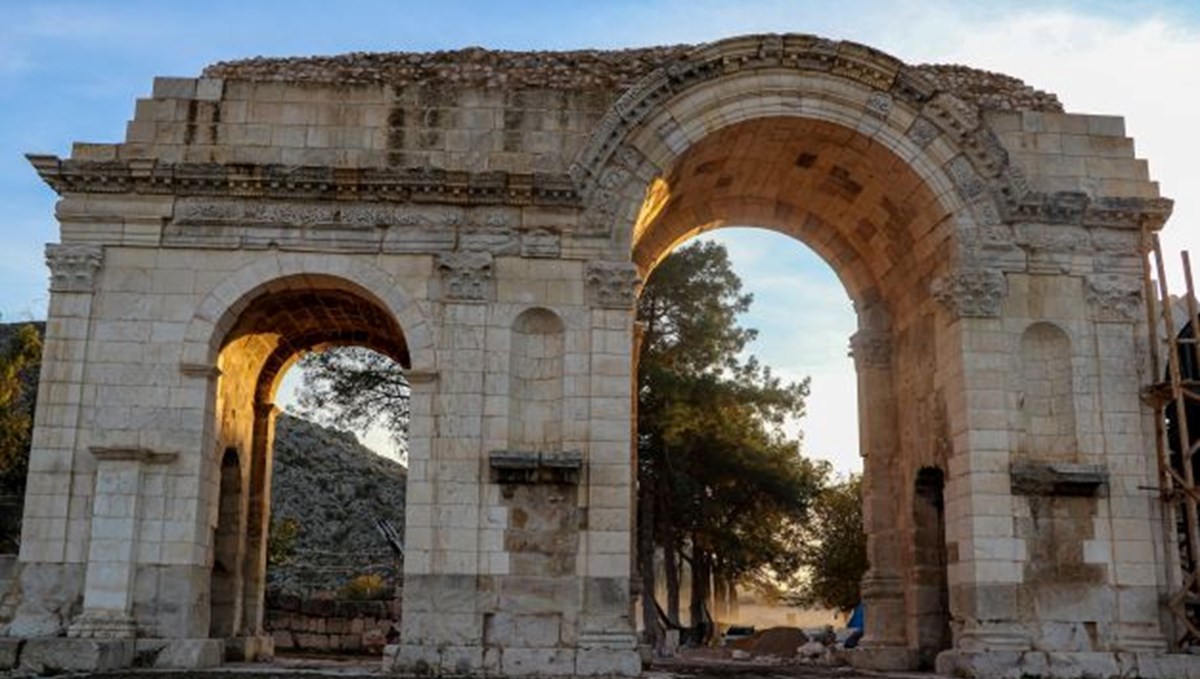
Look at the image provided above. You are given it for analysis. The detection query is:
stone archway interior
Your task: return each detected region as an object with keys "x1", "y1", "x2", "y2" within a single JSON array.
[
  {"x1": 208, "y1": 276, "x2": 410, "y2": 656},
  {"x1": 633, "y1": 116, "x2": 952, "y2": 313},
  {"x1": 633, "y1": 113, "x2": 963, "y2": 665}
]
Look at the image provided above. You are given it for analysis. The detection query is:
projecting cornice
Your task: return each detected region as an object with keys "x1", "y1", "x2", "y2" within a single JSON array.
[
  {"x1": 25, "y1": 155, "x2": 581, "y2": 208},
  {"x1": 1010, "y1": 191, "x2": 1173, "y2": 231}
]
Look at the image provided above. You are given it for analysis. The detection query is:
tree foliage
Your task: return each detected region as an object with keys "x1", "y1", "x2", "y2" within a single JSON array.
[
  {"x1": 791, "y1": 475, "x2": 867, "y2": 612},
  {"x1": 293, "y1": 347, "x2": 410, "y2": 457},
  {"x1": 636, "y1": 241, "x2": 824, "y2": 638},
  {"x1": 0, "y1": 323, "x2": 43, "y2": 552},
  {"x1": 267, "y1": 516, "x2": 300, "y2": 568}
]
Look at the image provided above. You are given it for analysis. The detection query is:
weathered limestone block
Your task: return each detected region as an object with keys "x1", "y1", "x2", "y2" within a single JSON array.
[
  {"x1": 0, "y1": 638, "x2": 22, "y2": 670},
  {"x1": 133, "y1": 638, "x2": 224, "y2": 669},
  {"x1": 499, "y1": 647, "x2": 576, "y2": 676},
  {"x1": 575, "y1": 647, "x2": 641, "y2": 676},
  {"x1": 485, "y1": 613, "x2": 561, "y2": 647},
  {"x1": 19, "y1": 638, "x2": 135, "y2": 673},
  {"x1": 3, "y1": 563, "x2": 85, "y2": 638}
]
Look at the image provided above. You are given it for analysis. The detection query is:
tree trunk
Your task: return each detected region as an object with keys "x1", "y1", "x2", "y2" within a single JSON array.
[
  {"x1": 712, "y1": 570, "x2": 727, "y2": 623},
  {"x1": 638, "y1": 472, "x2": 662, "y2": 648},
  {"x1": 664, "y1": 539, "x2": 680, "y2": 626},
  {"x1": 726, "y1": 576, "x2": 738, "y2": 621},
  {"x1": 690, "y1": 545, "x2": 712, "y2": 644}
]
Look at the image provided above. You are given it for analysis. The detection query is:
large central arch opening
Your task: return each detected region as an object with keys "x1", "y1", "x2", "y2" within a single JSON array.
[
  {"x1": 632, "y1": 115, "x2": 958, "y2": 666},
  {"x1": 207, "y1": 275, "x2": 411, "y2": 660}
]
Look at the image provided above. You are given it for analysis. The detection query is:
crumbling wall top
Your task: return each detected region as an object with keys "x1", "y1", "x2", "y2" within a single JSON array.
[{"x1": 202, "y1": 40, "x2": 1063, "y2": 113}]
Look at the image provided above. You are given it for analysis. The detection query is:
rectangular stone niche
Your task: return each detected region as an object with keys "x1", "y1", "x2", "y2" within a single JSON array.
[
  {"x1": 1010, "y1": 460, "x2": 1109, "y2": 497},
  {"x1": 489, "y1": 450, "x2": 582, "y2": 485}
]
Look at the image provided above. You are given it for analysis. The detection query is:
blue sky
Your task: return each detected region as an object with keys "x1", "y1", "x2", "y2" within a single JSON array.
[{"x1": 3, "y1": 0, "x2": 1199, "y2": 472}]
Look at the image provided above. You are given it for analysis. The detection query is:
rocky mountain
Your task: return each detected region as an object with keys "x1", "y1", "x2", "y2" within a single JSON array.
[{"x1": 269, "y1": 413, "x2": 407, "y2": 595}]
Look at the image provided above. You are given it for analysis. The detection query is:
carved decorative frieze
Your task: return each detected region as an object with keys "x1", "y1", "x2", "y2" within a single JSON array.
[
  {"x1": 1012, "y1": 192, "x2": 1173, "y2": 231},
  {"x1": 586, "y1": 261, "x2": 642, "y2": 309},
  {"x1": 848, "y1": 330, "x2": 892, "y2": 369},
  {"x1": 931, "y1": 269, "x2": 1006, "y2": 318},
  {"x1": 1085, "y1": 274, "x2": 1143, "y2": 322},
  {"x1": 1014, "y1": 223, "x2": 1088, "y2": 253},
  {"x1": 169, "y1": 199, "x2": 571, "y2": 257},
  {"x1": 28, "y1": 156, "x2": 581, "y2": 209},
  {"x1": 521, "y1": 228, "x2": 561, "y2": 258},
  {"x1": 461, "y1": 227, "x2": 520, "y2": 255},
  {"x1": 45, "y1": 243, "x2": 103, "y2": 293},
  {"x1": 437, "y1": 251, "x2": 493, "y2": 302}
]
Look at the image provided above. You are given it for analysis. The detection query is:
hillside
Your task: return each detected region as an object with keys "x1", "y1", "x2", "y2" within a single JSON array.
[{"x1": 269, "y1": 413, "x2": 407, "y2": 595}]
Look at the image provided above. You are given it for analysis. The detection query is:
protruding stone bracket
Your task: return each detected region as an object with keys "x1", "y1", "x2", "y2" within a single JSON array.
[
  {"x1": 1010, "y1": 461, "x2": 1108, "y2": 497},
  {"x1": 89, "y1": 447, "x2": 179, "y2": 465},
  {"x1": 45, "y1": 243, "x2": 103, "y2": 293},
  {"x1": 1011, "y1": 192, "x2": 1174, "y2": 231},
  {"x1": 180, "y1": 363, "x2": 222, "y2": 380},
  {"x1": 489, "y1": 450, "x2": 583, "y2": 485},
  {"x1": 403, "y1": 369, "x2": 440, "y2": 385}
]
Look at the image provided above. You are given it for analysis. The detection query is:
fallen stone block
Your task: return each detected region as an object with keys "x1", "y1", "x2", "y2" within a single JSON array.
[
  {"x1": 0, "y1": 638, "x2": 22, "y2": 670},
  {"x1": 20, "y1": 638, "x2": 134, "y2": 673},
  {"x1": 135, "y1": 638, "x2": 223, "y2": 669}
]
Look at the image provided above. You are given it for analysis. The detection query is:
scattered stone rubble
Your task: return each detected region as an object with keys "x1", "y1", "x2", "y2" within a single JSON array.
[{"x1": 203, "y1": 42, "x2": 1062, "y2": 112}]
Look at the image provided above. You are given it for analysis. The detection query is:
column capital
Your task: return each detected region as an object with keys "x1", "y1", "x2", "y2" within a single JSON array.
[
  {"x1": 931, "y1": 268, "x2": 1005, "y2": 319},
  {"x1": 45, "y1": 243, "x2": 103, "y2": 293},
  {"x1": 849, "y1": 329, "x2": 892, "y2": 370},
  {"x1": 586, "y1": 261, "x2": 642, "y2": 309},
  {"x1": 437, "y1": 250, "x2": 493, "y2": 302}
]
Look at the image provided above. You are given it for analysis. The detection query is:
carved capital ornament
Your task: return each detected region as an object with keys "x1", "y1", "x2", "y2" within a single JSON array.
[
  {"x1": 931, "y1": 269, "x2": 1006, "y2": 319},
  {"x1": 45, "y1": 243, "x2": 103, "y2": 293},
  {"x1": 849, "y1": 330, "x2": 893, "y2": 369},
  {"x1": 586, "y1": 261, "x2": 642, "y2": 309},
  {"x1": 437, "y1": 251, "x2": 494, "y2": 302}
]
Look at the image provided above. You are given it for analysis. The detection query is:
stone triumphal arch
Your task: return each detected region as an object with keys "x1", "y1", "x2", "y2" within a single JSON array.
[{"x1": 0, "y1": 34, "x2": 1190, "y2": 677}]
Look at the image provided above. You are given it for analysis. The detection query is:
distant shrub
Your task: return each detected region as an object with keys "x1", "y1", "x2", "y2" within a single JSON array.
[
  {"x1": 267, "y1": 517, "x2": 300, "y2": 567},
  {"x1": 341, "y1": 573, "x2": 387, "y2": 600}
]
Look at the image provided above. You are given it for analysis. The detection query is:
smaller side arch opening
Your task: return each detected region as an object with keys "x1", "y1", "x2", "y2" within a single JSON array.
[
  {"x1": 205, "y1": 274, "x2": 412, "y2": 659},
  {"x1": 210, "y1": 447, "x2": 245, "y2": 639}
]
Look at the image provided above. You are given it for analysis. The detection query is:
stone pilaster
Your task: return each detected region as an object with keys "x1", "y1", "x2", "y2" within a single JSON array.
[
  {"x1": 68, "y1": 448, "x2": 176, "y2": 639},
  {"x1": 238, "y1": 402, "x2": 278, "y2": 643},
  {"x1": 848, "y1": 328, "x2": 910, "y2": 668}
]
